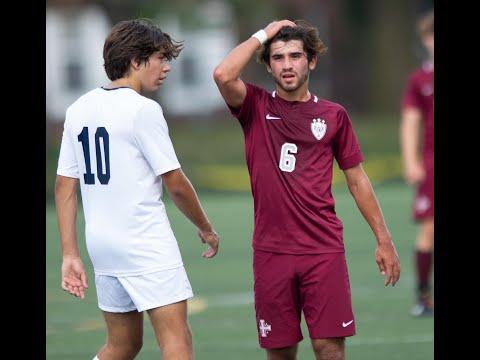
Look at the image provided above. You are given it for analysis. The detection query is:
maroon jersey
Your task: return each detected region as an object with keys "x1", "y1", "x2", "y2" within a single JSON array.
[
  {"x1": 229, "y1": 83, "x2": 364, "y2": 254},
  {"x1": 402, "y1": 62, "x2": 434, "y2": 167}
]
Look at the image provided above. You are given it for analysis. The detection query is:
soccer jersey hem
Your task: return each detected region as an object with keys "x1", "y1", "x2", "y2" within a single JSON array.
[
  {"x1": 153, "y1": 163, "x2": 181, "y2": 177},
  {"x1": 93, "y1": 262, "x2": 184, "y2": 277},
  {"x1": 56, "y1": 170, "x2": 80, "y2": 179},
  {"x1": 337, "y1": 152, "x2": 364, "y2": 170}
]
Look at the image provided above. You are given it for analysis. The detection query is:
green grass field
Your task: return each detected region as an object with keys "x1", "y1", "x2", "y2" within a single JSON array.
[{"x1": 46, "y1": 182, "x2": 433, "y2": 359}]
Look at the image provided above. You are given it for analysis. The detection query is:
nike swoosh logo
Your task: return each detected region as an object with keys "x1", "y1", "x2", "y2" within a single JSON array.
[
  {"x1": 266, "y1": 114, "x2": 282, "y2": 120},
  {"x1": 342, "y1": 320, "x2": 354, "y2": 327}
]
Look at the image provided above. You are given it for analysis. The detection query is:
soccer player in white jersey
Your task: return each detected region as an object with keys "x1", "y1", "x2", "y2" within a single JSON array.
[{"x1": 55, "y1": 19, "x2": 219, "y2": 360}]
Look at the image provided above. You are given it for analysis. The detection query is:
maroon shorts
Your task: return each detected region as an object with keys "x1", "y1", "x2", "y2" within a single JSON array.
[
  {"x1": 413, "y1": 164, "x2": 434, "y2": 221},
  {"x1": 253, "y1": 250, "x2": 356, "y2": 349}
]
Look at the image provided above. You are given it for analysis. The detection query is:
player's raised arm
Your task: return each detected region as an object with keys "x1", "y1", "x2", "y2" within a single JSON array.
[
  {"x1": 213, "y1": 19, "x2": 296, "y2": 108},
  {"x1": 161, "y1": 168, "x2": 219, "y2": 258},
  {"x1": 342, "y1": 164, "x2": 401, "y2": 287}
]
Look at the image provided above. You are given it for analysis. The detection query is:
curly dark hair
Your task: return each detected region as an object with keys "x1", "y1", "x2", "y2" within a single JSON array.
[
  {"x1": 257, "y1": 19, "x2": 327, "y2": 65},
  {"x1": 103, "y1": 18, "x2": 183, "y2": 81}
]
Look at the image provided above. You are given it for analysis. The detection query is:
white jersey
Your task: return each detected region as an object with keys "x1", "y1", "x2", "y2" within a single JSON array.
[{"x1": 57, "y1": 87, "x2": 183, "y2": 276}]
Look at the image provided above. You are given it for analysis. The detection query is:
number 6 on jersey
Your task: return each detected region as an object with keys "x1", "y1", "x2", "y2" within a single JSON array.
[{"x1": 279, "y1": 142, "x2": 297, "y2": 172}]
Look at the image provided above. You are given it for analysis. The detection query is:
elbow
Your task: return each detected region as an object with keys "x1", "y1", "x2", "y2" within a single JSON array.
[{"x1": 213, "y1": 66, "x2": 229, "y2": 85}]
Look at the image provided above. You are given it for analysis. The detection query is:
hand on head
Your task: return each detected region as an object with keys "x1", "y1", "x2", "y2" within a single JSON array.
[{"x1": 264, "y1": 20, "x2": 297, "y2": 40}]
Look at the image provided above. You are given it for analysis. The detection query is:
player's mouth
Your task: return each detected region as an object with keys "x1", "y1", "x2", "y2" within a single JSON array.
[{"x1": 281, "y1": 73, "x2": 296, "y2": 81}]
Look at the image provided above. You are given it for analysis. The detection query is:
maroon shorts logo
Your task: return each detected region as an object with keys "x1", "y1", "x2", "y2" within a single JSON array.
[{"x1": 259, "y1": 319, "x2": 271, "y2": 337}]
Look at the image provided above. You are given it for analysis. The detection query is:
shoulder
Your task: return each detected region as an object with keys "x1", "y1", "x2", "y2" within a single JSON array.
[
  {"x1": 64, "y1": 88, "x2": 102, "y2": 125},
  {"x1": 316, "y1": 97, "x2": 349, "y2": 118},
  {"x1": 133, "y1": 97, "x2": 166, "y2": 130},
  {"x1": 67, "y1": 88, "x2": 101, "y2": 112}
]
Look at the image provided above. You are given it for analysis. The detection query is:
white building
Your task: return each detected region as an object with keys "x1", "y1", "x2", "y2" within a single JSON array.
[
  {"x1": 46, "y1": 4, "x2": 110, "y2": 122},
  {"x1": 46, "y1": 1, "x2": 236, "y2": 122}
]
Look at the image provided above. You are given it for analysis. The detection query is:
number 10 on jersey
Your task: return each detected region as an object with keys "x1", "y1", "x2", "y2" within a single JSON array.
[
  {"x1": 279, "y1": 143, "x2": 297, "y2": 172},
  {"x1": 77, "y1": 127, "x2": 111, "y2": 185}
]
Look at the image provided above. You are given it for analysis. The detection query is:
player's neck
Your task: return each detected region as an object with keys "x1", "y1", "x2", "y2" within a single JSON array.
[
  {"x1": 275, "y1": 84, "x2": 311, "y2": 102},
  {"x1": 106, "y1": 77, "x2": 141, "y2": 93}
]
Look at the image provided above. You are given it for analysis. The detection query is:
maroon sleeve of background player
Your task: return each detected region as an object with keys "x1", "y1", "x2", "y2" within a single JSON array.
[
  {"x1": 227, "y1": 83, "x2": 261, "y2": 129},
  {"x1": 402, "y1": 73, "x2": 421, "y2": 110},
  {"x1": 333, "y1": 108, "x2": 364, "y2": 170}
]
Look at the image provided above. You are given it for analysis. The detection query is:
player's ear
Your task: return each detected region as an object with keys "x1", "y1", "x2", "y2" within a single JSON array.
[
  {"x1": 130, "y1": 58, "x2": 142, "y2": 71},
  {"x1": 266, "y1": 63, "x2": 272, "y2": 73},
  {"x1": 308, "y1": 55, "x2": 317, "y2": 71}
]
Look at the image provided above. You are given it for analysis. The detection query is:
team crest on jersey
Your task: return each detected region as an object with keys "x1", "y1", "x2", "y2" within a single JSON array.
[{"x1": 311, "y1": 118, "x2": 327, "y2": 140}]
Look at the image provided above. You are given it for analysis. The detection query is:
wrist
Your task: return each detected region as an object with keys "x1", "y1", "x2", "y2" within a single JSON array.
[
  {"x1": 63, "y1": 254, "x2": 81, "y2": 261},
  {"x1": 251, "y1": 29, "x2": 268, "y2": 45},
  {"x1": 376, "y1": 233, "x2": 392, "y2": 245},
  {"x1": 198, "y1": 222, "x2": 213, "y2": 233}
]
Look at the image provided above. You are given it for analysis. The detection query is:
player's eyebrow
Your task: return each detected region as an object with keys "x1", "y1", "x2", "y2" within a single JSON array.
[{"x1": 271, "y1": 51, "x2": 305, "y2": 58}]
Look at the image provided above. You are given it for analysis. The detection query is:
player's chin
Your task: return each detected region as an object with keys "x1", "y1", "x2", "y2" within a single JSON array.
[
  {"x1": 281, "y1": 82, "x2": 299, "y2": 92},
  {"x1": 148, "y1": 82, "x2": 162, "y2": 91}
]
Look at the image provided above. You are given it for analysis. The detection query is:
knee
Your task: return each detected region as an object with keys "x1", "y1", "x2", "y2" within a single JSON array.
[
  {"x1": 107, "y1": 338, "x2": 143, "y2": 358},
  {"x1": 417, "y1": 220, "x2": 434, "y2": 251},
  {"x1": 161, "y1": 324, "x2": 193, "y2": 357}
]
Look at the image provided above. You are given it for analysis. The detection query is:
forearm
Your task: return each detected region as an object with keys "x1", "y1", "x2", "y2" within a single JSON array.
[
  {"x1": 166, "y1": 177, "x2": 212, "y2": 232},
  {"x1": 213, "y1": 37, "x2": 260, "y2": 84},
  {"x1": 348, "y1": 176, "x2": 391, "y2": 244},
  {"x1": 55, "y1": 182, "x2": 80, "y2": 258}
]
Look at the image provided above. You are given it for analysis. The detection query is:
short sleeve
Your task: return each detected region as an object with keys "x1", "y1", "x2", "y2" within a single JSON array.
[
  {"x1": 56, "y1": 111, "x2": 80, "y2": 178},
  {"x1": 227, "y1": 83, "x2": 264, "y2": 129},
  {"x1": 133, "y1": 101, "x2": 181, "y2": 176},
  {"x1": 402, "y1": 73, "x2": 421, "y2": 110},
  {"x1": 333, "y1": 108, "x2": 364, "y2": 170}
]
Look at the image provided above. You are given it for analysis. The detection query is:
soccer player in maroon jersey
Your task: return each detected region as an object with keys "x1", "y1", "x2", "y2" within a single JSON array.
[
  {"x1": 214, "y1": 19, "x2": 400, "y2": 359},
  {"x1": 400, "y1": 10, "x2": 434, "y2": 317}
]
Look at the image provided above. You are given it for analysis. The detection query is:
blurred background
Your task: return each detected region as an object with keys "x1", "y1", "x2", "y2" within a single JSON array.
[{"x1": 46, "y1": 0, "x2": 434, "y2": 359}]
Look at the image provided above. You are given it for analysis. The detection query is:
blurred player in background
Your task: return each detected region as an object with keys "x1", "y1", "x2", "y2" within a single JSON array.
[
  {"x1": 400, "y1": 10, "x2": 434, "y2": 317},
  {"x1": 214, "y1": 19, "x2": 400, "y2": 360},
  {"x1": 55, "y1": 19, "x2": 219, "y2": 359}
]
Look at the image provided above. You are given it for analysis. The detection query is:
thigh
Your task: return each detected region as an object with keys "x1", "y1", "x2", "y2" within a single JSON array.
[
  {"x1": 266, "y1": 344, "x2": 298, "y2": 360},
  {"x1": 311, "y1": 338, "x2": 345, "y2": 360},
  {"x1": 253, "y1": 250, "x2": 303, "y2": 349},
  {"x1": 299, "y1": 253, "x2": 356, "y2": 339},
  {"x1": 102, "y1": 310, "x2": 144, "y2": 346},
  {"x1": 147, "y1": 300, "x2": 190, "y2": 347}
]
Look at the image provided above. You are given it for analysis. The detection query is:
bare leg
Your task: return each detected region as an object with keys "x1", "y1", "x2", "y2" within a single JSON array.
[
  {"x1": 311, "y1": 338, "x2": 345, "y2": 360},
  {"x1": 147, "y1": 300, "x2": 193, "y2": 360},
  {"x1": 96, "y1": 310, "x2": 143, "y2": 360},
  {"x1": 266, "y1": 344, "x2": 298, "y2": 360},
  {"x1": 417, "y1": 217, "x2": 434, "y2": 251}
]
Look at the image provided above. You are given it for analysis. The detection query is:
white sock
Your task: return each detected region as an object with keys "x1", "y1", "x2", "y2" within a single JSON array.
[{"x1": 92, "y1": 356, "x2": 99, "y2": 360}]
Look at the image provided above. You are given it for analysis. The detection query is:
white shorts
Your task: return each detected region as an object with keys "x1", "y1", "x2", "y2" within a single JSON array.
[{"x1": 94, "y1": 266, "x2": 194, "y2": 313}]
